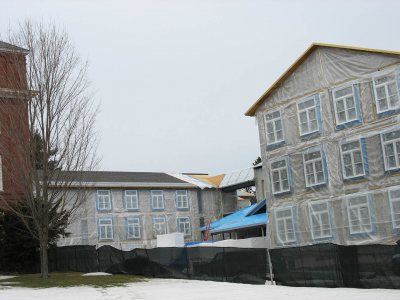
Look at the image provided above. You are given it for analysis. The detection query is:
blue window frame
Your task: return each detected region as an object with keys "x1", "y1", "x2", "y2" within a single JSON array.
[
  {"x1": 269, "y1": 157, "x2": 291, "y2": 195},
  {"x1": 151, "y1": 190, "x2": 164, "y2": 210},
  {"x1": 153, "y1": 215, "x2": 167, "y2": 235},
  {"x1": 373, "y1": 71, "x2": 400, "y2": 116},
  {"x1": 126, "y1": 217, "x2": 141, "y2": 239},
  {"x1": 347, "y1": 194, "x2": 375, "y2": 235},
  {"x1": 96, "y1": 190, "x2": 112, "y2": 211},
  {"x1": 381, "y1": 129, "x2": 400, "y2": 171},
  {"x1": 274, "y1": 206, "x2": 297, "y2": 245},
  {"x1": 177, "y1": 217, "x2": 191, "y2": 236},
  {"x1": 97, "y1": 218, "x2": 113, "y2": 240},
  {"x1": 340, "y1": 138, "x2": 368, "y2": 179},
  {"x1": 388, "y1": 188, "x2": 400, "y2": 230},
  {"x1": 175, "y1": 190, "x2": 189, "y2": 210},
  {"x1": 308, "y1": 200, "x2": 333, "y2": 241},
  {"x1": 302, "y1": 146, "x2": 328, "y2": 188},
  {"x1": 264, "y1": 110, "x2": 285, "y2": 146},
  {"x1": 332, "y1": 84, "x2": 362, "y2": 129},
  {"x1": 297, "y1": 94, "x2": 322, "y2": 136},
  {"x1": 124, "y1": 190, "x2": 139, "y2": 210}
]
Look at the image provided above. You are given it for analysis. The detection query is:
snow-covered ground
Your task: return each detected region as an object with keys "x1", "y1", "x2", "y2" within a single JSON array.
[{"x1": 0, "y1": 279, "x2": 399, "y2": 300}]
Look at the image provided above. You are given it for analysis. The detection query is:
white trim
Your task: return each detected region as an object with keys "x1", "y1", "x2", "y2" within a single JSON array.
[
  {"x1": 381, "y1": 129, "x2": 400, "y2": 171},
  {"x1": 175, "y1": 190, "x2": 189, "y2": 209},
  {"x1": 153, "y1": 215, "x2": 167, "y2": 235},
  {"x1": 302, "y1": 146, "x2": 326, "y2": 187},
  {"x1": 98, "y1": 218, "x2": 113, "y2": 240},
  {"x1": 264, "y1": 109, "x2": 285, "y2": 146},
  {"x1": 269, "y1": 157, "x2": 290, "y2": 194},
  {"x1": 297, "y1": 96, "x2": 319, "y2": 136},
  {"x1": 346, "y1": 194, "x2": 372, "y2": 234},
  {"x1": 308, "y1": 200, "x2": 332, "y2": 240},
  {"x1": 332, "y1": 84, "x2": 358, "y2": 125},
  {"x1": 339, "y1": 139, "x2": 366, "y2": 179},
  {"x1": 124, "y1": 190, "x2": 139, "y2": 210},
  {"x1": 372, "y1": 70, "x2": 400, "y2": 114},
  {"x1": 126, "y1": 217, "x2": 141, "y2": 239},
  {"x1": 388, "y1": 188, "x2": 400, "y2": 229},
  {"x1": 97, "y1": 190, "x2": 111, "y2": 211},
  {"x1": 151, "y1": 190, "x2": 164, "y2": 210},
  {"x1": 274, "y1": 206, "x2": 296, "y2": 243},
  {"x1": 49, "y1": 181, "x2": 195, "y2": 188},
  {"x1": 177, "y1": 216, "x2": 191, "y2": 236}
]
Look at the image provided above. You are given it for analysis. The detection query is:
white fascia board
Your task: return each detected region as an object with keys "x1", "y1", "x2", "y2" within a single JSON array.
[{"x1": 48, "y1": 181, "x2": 197, "y2": 188}]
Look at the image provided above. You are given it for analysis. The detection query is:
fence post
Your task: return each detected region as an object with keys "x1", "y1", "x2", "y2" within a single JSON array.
[
  {"x1": 185, "y1": 247, "x2": 191, "y2": 279},
  {"x1": 266, "y1": 248, "x2": 274, "y2": 284},
  {"x1": 222, "y1": 247, "x2": 227, "y2": 282},
  {"x1": 145, "y1": 248, "x2": 155, "y2": 278}
]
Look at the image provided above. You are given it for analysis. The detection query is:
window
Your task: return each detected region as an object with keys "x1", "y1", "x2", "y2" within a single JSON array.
[
  {"x1": 297, "y1": 96, "x2": 320, "y2": 135},
  {"x1": 126, "y1": 217, "x2": 141, "y2": 239},
  {"x1": 332, "y1": 85, "x2": 361, "y2": 126},
  {"x1": 381, "y1": 130, "x2": 400, "y2": 170},
  {"x1": 0, "y1": 156, "x2": 3, "y2": 191},
  {"x1": 264, "y1": 110, "x2": 284, "y2": 145},
  {"x1": 177, "y1": 217, "x2": 191, "y2": 236},
  {"x1": 302, "y1": 147, "x2": 326, "y2": 187},
  {"x1": 153, "y1": 215, "x2": 167, "y2": 235},
  {"x1": 176, "y1": 190, "x2": 189, "y2": 209},
  {"x1": 270, "y1": 158, "x2": 290, "y2": 195},
  {"x1": 98, "y1": 218, "x2": 113, "y2": 240},
  {"x1": 347, "y1": 195, "x2": 372, "y2": 234},
  {"x1": 97, "y1": 190, "x2": 111, "y2": 211},
  {"x1": 275, "y1": 207, "x2": 296, "y2": 243},
  {"x1": 125, "y1": 190, "x2": 139, "y2": 210},
  {"x1": 309, "y1": 201, "x2": 332, "y2": 239},
  {"x1": 373, "y1": 73, "x2": 400, "y2": 113},
  {"x1": 389, "y1": 189, "x2": 400, "y2": 229},
  {"x1": 340, "y1": 139, "x2": 367, "y2": 179},
  {"x1": 151, "y1": 190, "x2": 164, "y2": 210}
]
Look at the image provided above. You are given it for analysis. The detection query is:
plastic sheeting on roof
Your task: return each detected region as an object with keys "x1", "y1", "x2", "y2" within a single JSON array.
[
  {"x1": 168, "y1": 173, "x2": 214, "y2": 189},
  {"x1": 219, "y1": 167, "x2": 254, "y2": 188},
  {"x1": 201, "y1": 200, "x2": 267, "y2": 234}
]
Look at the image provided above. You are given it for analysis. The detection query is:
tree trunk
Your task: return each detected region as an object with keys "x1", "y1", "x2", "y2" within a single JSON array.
[{"x1": 39, "y1": 234, "x2": 49, "y2": 278}]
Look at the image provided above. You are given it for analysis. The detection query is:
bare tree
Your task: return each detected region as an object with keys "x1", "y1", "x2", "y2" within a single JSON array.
[{"x1": 0, "y1": 21, "x2": 98, "y2": 278}]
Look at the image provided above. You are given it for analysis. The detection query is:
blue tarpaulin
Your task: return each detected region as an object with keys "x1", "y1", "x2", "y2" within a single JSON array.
[{"x1": 200, "y1": 200, "x2": 268, "y2": 234}]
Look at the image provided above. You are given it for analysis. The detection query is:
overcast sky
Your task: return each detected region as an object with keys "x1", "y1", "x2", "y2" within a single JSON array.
[{"x1": 1, "y1": 0, "x2": 400, "y2": 174}]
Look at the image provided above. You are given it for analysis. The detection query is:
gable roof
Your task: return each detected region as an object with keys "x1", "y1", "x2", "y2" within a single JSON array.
[
  {"x1": 46, "y1": 170, "x2": 197, "y2": 188},
  {"x1": 0, "y1": 41, "x2": 29, "y2": 54},
  {"x1": 244, "y1": 43, "x2": 400, "y2": 117}
]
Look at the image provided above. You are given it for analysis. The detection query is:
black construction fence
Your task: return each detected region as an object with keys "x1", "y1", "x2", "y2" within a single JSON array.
[{"x1": 31, "y1": 243, "x2": 400, "y2": 288}]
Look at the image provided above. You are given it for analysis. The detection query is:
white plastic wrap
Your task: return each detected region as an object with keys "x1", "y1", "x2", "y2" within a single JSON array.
[{"x1": 253, "y1": 46, "x2": 400, "y2": 248}]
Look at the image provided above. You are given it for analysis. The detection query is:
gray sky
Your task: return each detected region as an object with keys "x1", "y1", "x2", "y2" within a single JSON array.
[{"x1": 2, "y1": 0, "x2": 400, "y2": 174}]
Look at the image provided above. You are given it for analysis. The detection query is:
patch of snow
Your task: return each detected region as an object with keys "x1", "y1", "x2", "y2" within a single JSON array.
[
  {"x1": 81, "y1": 272, "x2": 111, "y2": 276},
  {"x1": 0, "y1": 279, "x2": 399, "y2": 300},
  {"x1": 0, "y1": 276, "x2": 15, "y2": 280}
]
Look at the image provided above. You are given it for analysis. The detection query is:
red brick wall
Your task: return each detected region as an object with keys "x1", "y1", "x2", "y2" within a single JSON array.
[
  {"x1": 0, "y1": 51, "x2": 29, "y2": 205},
  {"x1": 0, "y1": 52, "x2": 27, "y2": 90}
]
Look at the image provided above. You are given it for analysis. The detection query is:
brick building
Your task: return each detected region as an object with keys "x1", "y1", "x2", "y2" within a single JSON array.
[{"x1": 0, "y1": 41, "x2": 30, "y2": 204}]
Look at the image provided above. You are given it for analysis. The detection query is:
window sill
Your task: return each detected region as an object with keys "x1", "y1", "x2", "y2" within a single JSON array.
[
  {"x1": 97, "y1": 209, "x2": 112, "y2": 213},
  {"x1": 266, "y1": 140, "x2": 285, "y2": 151},
  {"x1": 336, "y1": 119, "x2": 362, "y2": 130},
  {"x1": 377, "y1": 108, "x2": 400, "y2": 118},
  {"x1": 272, "y1": 190, "x2": 291, "y2": 197}
]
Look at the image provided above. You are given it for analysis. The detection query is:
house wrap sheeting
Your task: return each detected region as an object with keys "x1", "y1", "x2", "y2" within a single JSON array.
[{"x1": 250, "y1": 44, "x2": 400, "y2": 248}]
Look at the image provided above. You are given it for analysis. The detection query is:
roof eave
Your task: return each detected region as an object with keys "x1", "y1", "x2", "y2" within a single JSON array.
[{"x1": 244, "y1": 42, "x2": 400, "y2": 117}]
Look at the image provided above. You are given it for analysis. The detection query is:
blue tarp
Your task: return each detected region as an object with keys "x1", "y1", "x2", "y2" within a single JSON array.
[{"x1": 200, "y1": 200, "x2": 268, "y2": 234}]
